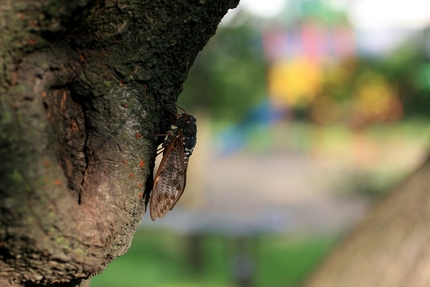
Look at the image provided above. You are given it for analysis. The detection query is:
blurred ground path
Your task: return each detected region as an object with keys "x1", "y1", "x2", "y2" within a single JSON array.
[
  {"x1": 205, "y1": 152, "x2": 370, "y2": 234},
  {"x1": 140, "y1": 151, "x2": 372, "y2": 235}
]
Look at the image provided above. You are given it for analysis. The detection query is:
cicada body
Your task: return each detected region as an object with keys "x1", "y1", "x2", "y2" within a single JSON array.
[{"x1": 150, "y1": 110, "x2": 197, "y2": 221}]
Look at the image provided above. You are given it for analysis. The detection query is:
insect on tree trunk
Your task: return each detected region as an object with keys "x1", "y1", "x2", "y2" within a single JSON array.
[
  {"x1": 0, "y1": 0, "x2": 239, "y2": 286},
  {"x1": 150, "y1": 109, "x2": 197, "y2": 220}
]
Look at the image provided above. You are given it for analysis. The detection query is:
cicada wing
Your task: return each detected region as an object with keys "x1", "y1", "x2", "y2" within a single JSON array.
[{"x1": 150, "y1": 137, "x2": 187, "y2": 221}]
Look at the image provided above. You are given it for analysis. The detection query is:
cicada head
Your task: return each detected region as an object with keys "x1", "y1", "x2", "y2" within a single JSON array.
[{"x1": 175, "y1": 113, "x2": 196, "y2": 137}]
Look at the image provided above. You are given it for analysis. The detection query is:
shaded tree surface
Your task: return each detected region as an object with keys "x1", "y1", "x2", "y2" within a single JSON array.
[
  {"x1": 305, "y1": 155, "x2": 430, "y2": 287},
  {"x1": 0, "y1": 0, "x2": 238, "y2": 286}
]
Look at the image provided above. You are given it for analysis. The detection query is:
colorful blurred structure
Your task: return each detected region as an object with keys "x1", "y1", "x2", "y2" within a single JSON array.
[
  {"x1": 264, "y1": 22, "x2": 355, "y2": 111},
  {"x1": 263, "y1": 20, "x2": 404, "y2": 126}
]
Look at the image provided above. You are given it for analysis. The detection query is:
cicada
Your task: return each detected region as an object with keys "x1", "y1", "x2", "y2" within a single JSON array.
[{"x1": 150, "y1": 108, "x2": 197, "y2": 221}]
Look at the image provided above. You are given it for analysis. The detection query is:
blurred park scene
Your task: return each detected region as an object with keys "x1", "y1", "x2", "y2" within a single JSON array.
[{"x1": 92, "y1": 0, "x2": 430, "y2": 286}]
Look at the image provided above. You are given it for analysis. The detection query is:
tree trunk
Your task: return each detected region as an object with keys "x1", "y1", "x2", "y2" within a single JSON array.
[
  {"x1": 0, "y1": 0, "x2": 239, "y2": 286},
  {"x1": 304, "y1": 155, "x2": 430, "y2": 287}
]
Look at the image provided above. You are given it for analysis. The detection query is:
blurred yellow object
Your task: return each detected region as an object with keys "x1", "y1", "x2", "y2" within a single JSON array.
[{"x1": 268, "y1": 57, "x2": 322, "y2": 109}]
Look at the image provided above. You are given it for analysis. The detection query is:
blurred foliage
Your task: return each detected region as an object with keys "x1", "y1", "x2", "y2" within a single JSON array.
[
  {"x1": 180, "y1": 15, "x2": 268, "y2": 122},
  {"x1": 382, "y1": 33, "x2": 430, "y2": 118},
  {"x1": 91, "y1": 229, "x2": 337, "y2": 287}
]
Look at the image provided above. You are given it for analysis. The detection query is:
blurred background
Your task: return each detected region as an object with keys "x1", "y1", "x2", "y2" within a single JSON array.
[{"x1": 93, "y1": 0, "x2": 430, "y2": 286}]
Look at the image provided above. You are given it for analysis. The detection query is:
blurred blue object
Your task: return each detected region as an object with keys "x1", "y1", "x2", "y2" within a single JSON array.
[{"x1": 216, "y1": 98, "x2": 285, "y2": 155}]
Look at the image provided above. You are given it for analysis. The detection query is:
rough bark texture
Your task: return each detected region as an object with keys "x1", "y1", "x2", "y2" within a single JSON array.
[
  {"x1": 0, "y1": 0, "x2": 239, "y2": 285},
  {"x1": 304, "y1": 155, "x2": 430, "y2": 287}
]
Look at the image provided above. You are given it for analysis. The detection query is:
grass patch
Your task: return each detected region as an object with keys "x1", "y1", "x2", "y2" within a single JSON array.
[{"x1": 91, "y1": 229, "x2": 338, "y2": 287}]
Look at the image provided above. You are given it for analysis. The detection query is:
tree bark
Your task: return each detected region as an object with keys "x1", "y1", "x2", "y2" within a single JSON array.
[
  {"x1": 0, "y1": 0, "x2": 239, "y2": 285},
  {"x1": 304, "y1": 155, "x2": 430, "y2": 287}
]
